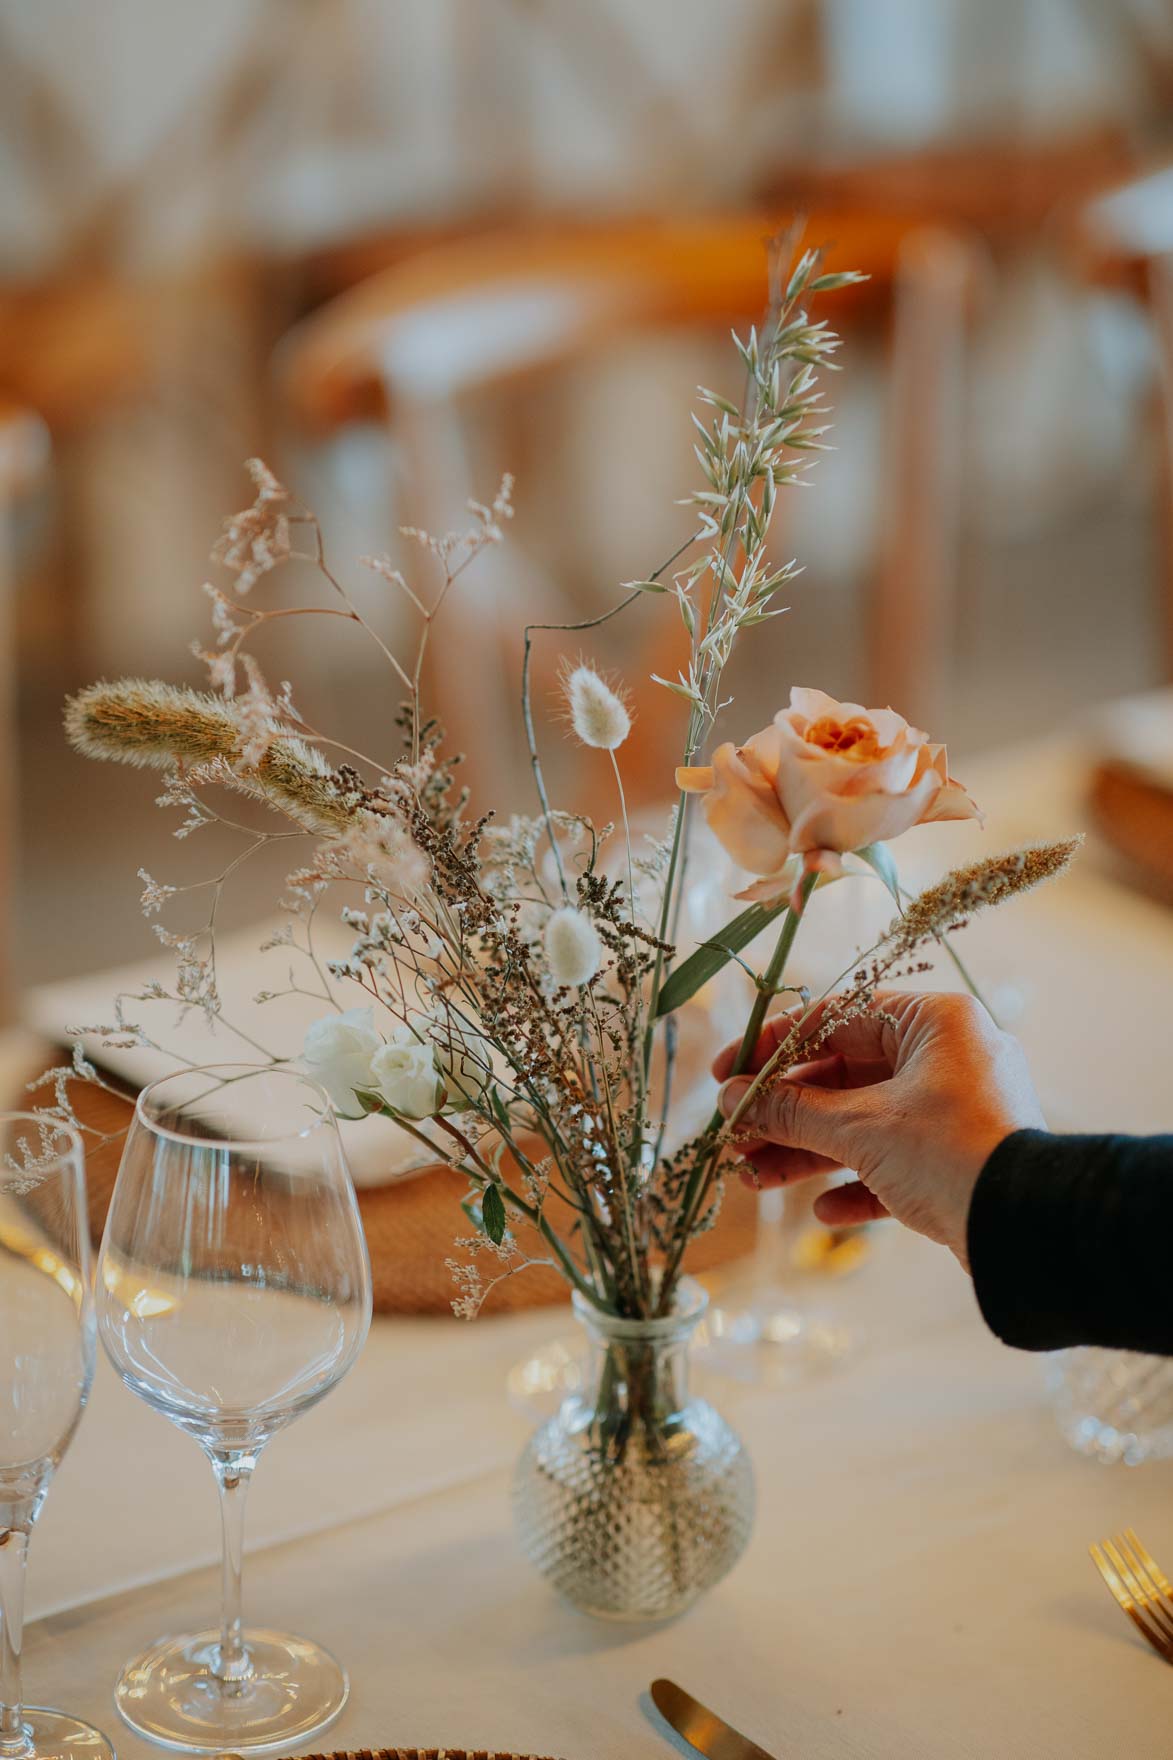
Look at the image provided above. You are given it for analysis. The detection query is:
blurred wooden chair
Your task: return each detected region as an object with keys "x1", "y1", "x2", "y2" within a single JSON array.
[
  {"x1": 764, "y1": 125, "x2": 1137, "y2": 249},
  {"x1": 278, "y1": 211, "x2": 981, "y2": 808},
  {"x1": 1064, "y1": 160, "x2": 1173, "y2": 672},
  {"x1": 0, "y1": 400, "x2": 50, "y2": 1022}
]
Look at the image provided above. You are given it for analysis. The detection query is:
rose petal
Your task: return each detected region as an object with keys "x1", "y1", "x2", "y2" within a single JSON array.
[
  {"x1": 787, "y1": 686, "x2": 850, "y2": 725},
  {"x1": 788, "y1": 768, "x2": 941, "y2": 854},
  {"x1": 921, "y1": 778, "x2": 985, "y2": 825},
  {"x1": 701, "y1": 742, "x2": 793, "y2": 875}
]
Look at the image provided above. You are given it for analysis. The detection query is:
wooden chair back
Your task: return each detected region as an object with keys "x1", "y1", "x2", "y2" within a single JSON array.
[
  {"x1": 279, "y1": 211, "x2": 979, "y2": 806},
  {"x1": 1065, "y1": 160, "x2": 1173, "y2": 673}
]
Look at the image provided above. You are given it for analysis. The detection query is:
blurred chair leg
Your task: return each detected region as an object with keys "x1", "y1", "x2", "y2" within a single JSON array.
[
  {"x1": 0, "y1": 406, "x2": 47, "y2": 1027},
  {"x1": 872, "y1": 229, "x2": 973, "y2": 730},
  {"x1": 1150, "y1": 255, "x2": 1173, "y2": 680},
  {"x1": 0, "y1": 513, "x2": 11, "y2": 1026}
]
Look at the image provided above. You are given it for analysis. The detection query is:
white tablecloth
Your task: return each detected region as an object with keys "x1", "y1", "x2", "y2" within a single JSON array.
[{"x1": 20, "y1": 735, "x2": 1173, "y2": 1757}]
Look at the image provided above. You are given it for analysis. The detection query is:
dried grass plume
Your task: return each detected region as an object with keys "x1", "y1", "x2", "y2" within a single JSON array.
[{"x1": 65, "y1": 679, "x2": 356, "y2": 835}]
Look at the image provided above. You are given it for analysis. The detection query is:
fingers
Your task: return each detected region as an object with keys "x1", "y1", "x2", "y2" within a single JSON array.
[
  {"x1": 788, "y1": 1052, "x2": 892, "y2": 1092},
  {"x1": 711, "y1": 1015, "x2": 793, "y2": 1081},
  {"x1": 738, "y1": 1144, "x2": 843, "y2": 1187},
  {"x1": 813, "y1": 1181, "x2": 890, "y2": 1227},
  {"x1": 719, "y1": 1071, "x2": 873, "y2": 1168},
  {"x1": 728, "y1": 1056, "x2": 889, "y2": 1154},
  {"x1": 710, "y1": 991, "x2": 925, "y2": 1084},
  {"x1": 727, "y1": 1055, "x2": 885, "y2": 1179}
]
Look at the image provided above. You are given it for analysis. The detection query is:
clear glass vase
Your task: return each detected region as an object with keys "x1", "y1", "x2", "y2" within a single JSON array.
[
  {"x1": 1048, "y1": 1348, "x2": 1173, "y2": 1466},
  {"x1": 512, "y1": 1280, "x2": 754, "y2": 1621}
]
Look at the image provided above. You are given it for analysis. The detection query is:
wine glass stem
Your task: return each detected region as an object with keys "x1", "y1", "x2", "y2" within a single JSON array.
[
  {"x1": 0, "y1": 1523, "x2": 31, "y2": 1759},
  {"x1": 752, "y1": 1186, "x2": 791, "y2": 1294},
  {"x1": 212, "y1": 1451, "x2": 256, "y2": 1686}
]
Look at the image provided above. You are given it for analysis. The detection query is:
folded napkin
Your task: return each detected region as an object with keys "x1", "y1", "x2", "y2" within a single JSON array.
[
  {"x1": 25, "y1": 919, "x2": 443, "y2": 1188},
  {"x1": 1086, "y1": 688, "x2": 1173, "y2": 792},
  {"x1": 1084, "y1": 689, "x2": 1173, "y2": 899}
]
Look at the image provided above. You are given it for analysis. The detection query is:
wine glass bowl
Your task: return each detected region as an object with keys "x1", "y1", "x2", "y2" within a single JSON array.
[
  {"x1": 96, "y1": 1064, "x2": 372, "y2": 1754},
  {"x1": 0, "y1": 1114, "x2": 114, "y2": 1760}
]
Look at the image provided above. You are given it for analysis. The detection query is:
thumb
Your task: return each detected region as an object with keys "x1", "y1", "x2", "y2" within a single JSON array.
[{"x1": 720, "y1": 1075, "x2": 868, "y2": 1171}]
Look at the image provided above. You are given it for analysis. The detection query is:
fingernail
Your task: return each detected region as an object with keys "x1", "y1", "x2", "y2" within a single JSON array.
[{"x1": 719, "y1": 1078, "x2": 750, "y2": 1119}]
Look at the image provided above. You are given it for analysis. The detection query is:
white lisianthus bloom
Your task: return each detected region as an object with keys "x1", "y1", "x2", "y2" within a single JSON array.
[
  {"x1": 369, "y1": 1024, "x2": 443, "y2": 1119},
  {"x1": 303, "y1": 1006, "x2": 381, "y2": 1119},
  {"x1": 544, "y1": 906, "x2": 602, "y2": 987}
]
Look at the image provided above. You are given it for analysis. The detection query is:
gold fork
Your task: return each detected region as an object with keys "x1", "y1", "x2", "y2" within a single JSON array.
[{"x1": 1090, "y1": 1528, "x2": 1173, "y2": 1663}]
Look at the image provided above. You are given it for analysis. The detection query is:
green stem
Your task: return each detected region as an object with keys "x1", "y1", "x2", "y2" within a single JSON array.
[
  {"x1": 657, "y1": 868, "x2": 817, "y2": 1311},
  {"x1": 642, "y1": 775, "x2": 694, "y2": 1084}
]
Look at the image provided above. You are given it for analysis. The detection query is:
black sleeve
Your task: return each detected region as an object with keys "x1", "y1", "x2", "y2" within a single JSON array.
[{"x1": 967, "y1": 1129, "x2": 1173, "y2": 1354}]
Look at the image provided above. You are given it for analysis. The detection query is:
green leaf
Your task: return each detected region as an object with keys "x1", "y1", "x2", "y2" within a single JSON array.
[
  {"x1": 857, "y1": 842, "x2": 901, "y2": 906},
  {"x1": 482, "y1": 1184, "x2": 507, "y2": 1246},
  {"x1": 653, "y1": 895, "x2": 789, "y2": 1019},
  {"x1": 488, "y1": 1086, "x2": 513, "y2": 1135}
]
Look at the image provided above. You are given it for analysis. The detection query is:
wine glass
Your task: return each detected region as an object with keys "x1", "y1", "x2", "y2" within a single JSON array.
[
  {"x1": 697, "y1": 1181, "x2": 864, "y2": 1388},
  {"x1": 96, "y1": 1064, "x2": 372, "y2": 1754},
  {"x1": 0, "y1": 1113, "x2": 114, "y2": 1760}
]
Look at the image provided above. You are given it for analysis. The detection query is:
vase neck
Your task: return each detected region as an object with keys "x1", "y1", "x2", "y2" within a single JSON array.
[{"x1": 573, "y1": 1282, "x2": 706, "y2": 1428}]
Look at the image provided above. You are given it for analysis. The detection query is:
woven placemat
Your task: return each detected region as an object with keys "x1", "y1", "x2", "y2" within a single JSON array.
[
  {"x1": 46, "y1": 1059, "x2": 758, "y2": 1317},
  {"x1": 297, "y1": 1750, "x2": 562, "y2": 1760}
]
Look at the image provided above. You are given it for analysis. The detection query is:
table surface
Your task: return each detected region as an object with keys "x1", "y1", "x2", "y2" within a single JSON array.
[{"x1": 19, "y1": 734, "x2": 1173, "y2": 1759}]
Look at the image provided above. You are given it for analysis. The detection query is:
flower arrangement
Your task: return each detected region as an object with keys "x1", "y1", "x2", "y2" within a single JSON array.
[{"x1": 49, "y1": 236, "x2": 1077, "y2": 1324}]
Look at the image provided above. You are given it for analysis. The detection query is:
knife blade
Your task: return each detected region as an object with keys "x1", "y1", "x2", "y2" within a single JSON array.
[{"x1": 650, "y1": 1678, "x2": 777, "y2": 1760}]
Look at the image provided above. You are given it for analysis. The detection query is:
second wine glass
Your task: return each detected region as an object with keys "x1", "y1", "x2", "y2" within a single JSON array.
[{"x1": 96, "y1": 1064, "x2": 372, "y2": 1755}]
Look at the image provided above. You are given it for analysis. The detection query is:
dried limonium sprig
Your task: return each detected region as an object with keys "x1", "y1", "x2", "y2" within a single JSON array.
[{"x1": 41, "y1": 235, "x2": 1078, "y2": 1332}]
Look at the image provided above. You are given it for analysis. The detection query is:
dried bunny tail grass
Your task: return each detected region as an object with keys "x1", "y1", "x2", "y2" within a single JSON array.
[
  {"x1": 65, "y1": 680, "x2": 356, "y2": 836},
  {"x1": 893, "y1": 838, "x2": 1083, "y2": 945},
  {"x1": 65, "y1": 680, "x2": 238, "y2": 769},
  {"x1": 560, "y1": 661, "x2": 632, "y2": 751}
]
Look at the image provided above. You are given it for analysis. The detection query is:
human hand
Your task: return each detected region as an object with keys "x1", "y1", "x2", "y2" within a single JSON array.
[{"x1": 713, "y1": 991, "x2": 1046, "y2": 1268}]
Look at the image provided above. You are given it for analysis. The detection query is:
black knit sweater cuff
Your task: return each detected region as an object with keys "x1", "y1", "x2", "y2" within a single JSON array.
[{"x1": 968, "y1": 1128, "x2": 1173, "y2": 1354}]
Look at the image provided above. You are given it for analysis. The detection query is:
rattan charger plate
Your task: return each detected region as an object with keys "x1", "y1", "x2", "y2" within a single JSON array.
[
  {"x1": 44, "y1": 1055, "x2": 758, "y2": 1318},
  {"x1": 297, "y1": 1750, "x2": 562, "y2": 1760}
]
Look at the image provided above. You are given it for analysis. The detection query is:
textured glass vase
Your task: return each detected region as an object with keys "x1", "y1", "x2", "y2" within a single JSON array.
[
  {"x1": 512, "y1": 1280, "x2": 754, "y2": 1620},
  {"x1": 1048, "y1": 1348, "x2": 1173, "y2": 1465}
]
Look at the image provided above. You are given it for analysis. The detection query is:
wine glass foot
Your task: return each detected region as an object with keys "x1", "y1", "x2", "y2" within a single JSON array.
[
  {"x1": 697, "y1": 1301, "x2": 854, "y2": 1388},
  {"x1": 112, "y1": 1627, "x2": 347, "y2": 1755},
  {"x1": 0, "y1": 1709, "x2": 115, "y2": 1760}
]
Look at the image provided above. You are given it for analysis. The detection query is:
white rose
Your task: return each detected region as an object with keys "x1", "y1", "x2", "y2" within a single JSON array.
[
  {"x1": 303, "y1": 1006, "x2": 381, "y2": 1119},
  {"x1": 430, "y1": 1014, "x2": 493, "y2": 1111},
  {"x1": 369, "y1": 1024, "x2": 443, "y2": 1119}
]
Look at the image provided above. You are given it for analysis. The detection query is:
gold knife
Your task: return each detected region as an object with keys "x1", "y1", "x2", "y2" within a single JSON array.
[{"x1": 650, "y1": 1678, "x2": 777, "y2": 1760}]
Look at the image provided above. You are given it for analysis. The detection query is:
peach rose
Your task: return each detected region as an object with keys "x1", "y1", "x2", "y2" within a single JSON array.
[{"x1": 677, "y1": 687, "x2": 981, "y2": 907}]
